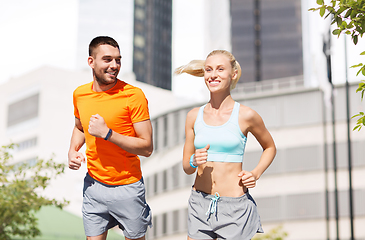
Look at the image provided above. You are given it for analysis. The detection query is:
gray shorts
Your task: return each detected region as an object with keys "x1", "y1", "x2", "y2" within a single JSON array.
[
  {"x1": 188, "y1": 188, "x2": 264, "y2": 240},
  {"x1": 82, "y1": 173, "x2": 152, "y2": 239}
]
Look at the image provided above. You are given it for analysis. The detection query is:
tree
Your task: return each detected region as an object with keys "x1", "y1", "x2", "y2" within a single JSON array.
[
  {"x1": 253, "y1": 226, "x2": 288, "y2": 240},
  {"x1": 309, "y1": 0, "x2": 365, "y2": 130},
  {"x1": 0, "y1": 144, "x2": 68, "y2": 240}
]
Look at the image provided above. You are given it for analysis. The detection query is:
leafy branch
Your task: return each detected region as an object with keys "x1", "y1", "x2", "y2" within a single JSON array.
[
  {"x1": 0, "y1": 144, "x2": 68, "y2": 240},
  {"x1": 309, "y1": 0, "x2": 365, "y2": 130}
]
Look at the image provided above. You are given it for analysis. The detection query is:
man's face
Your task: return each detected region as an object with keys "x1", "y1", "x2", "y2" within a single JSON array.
[{"x1": 88, "y1": 44, "x2": 121, "y2": 86}]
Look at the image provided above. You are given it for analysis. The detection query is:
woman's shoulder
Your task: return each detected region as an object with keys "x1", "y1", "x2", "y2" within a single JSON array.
[
  {"x1": 237, "y1": 103, "x2": 260, "y2": 121},
  {"x1": 187, "y1": 107, "x2": 200, "y2": 119}
]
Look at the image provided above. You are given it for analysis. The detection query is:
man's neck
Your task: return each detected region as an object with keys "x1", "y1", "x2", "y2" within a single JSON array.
[{"x1": 92, "y1": 79, "x2": 118, "y2": 92}]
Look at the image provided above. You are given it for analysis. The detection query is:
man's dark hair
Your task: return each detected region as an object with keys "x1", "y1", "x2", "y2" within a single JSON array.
[{"x1": 89, "y1": 36, "x2": 120, "y2": 56}]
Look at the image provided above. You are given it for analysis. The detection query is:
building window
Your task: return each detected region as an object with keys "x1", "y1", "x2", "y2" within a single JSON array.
[
  {"x1": 153, "y1": 120, "x2": 158, "y2": 151},
  {"x1": 172, "y1": 210, "x2": 179, "y2": 233},
  {"x1": 152, "y1": 215, "x2": 157, "y2": 238},
  {"x1": 134, "y1": 35, "x2": 145, "y2": 47},
  {"x1": 153, "y1": 173, "x2": 158, "y2": 194},
  {"x1": 12, "y1": 157, "x2": 38, "y2": 171},
  {"x1": 162, "y1": 213, "x2": 167, "y2": 235},
  {"x1": 172, "y1": 163, "x2": 180, "y2": 188},
  {"x1": 7, "y1": 93, "x2": 39, "y2": 127},
  {"x1": 163, "y1": 116, "x2": 168, "y2": 147},
  {"x1": 162, "y1": 169, "x2": 168, "y2": 191},
  {"x1": 14, "y1": 137, "x2": 37, "y2": 152}
]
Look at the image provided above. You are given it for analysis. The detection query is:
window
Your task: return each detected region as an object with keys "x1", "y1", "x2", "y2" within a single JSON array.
[
  {"x1": 162, "y1": 213, "x2": 167, "y2": 235},
  {"x1": 172, "y1": 210, "x2": 179, "y2": 233},
  {"x1": 172, "y1": 164, "x2": 180, "y2": 188},
  {"x1": 153, "y1": 173, "x2": 158, "y2": 194},
  {"x1": 163, "y1": 116, "x2": 168, "y2": 147},
  {"x1": 7, "y1": 93, "x2": 39, "y2": 127},
  {"x1": 14, "y1": 137, "x2": 37, "y2": 152},
  {"x1": 174, "y1": 112, "x2": 180, "y2": 144},
  {"x1": 134, "y1": 35, "x2": 145, "y2": 48},
  {"x1": 162, "y1": 170, "x2": 168, "y2": 191}
]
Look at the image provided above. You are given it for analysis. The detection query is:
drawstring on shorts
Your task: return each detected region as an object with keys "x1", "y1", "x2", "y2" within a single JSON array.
[{"x1": 206, "y1": 192, "x2": 220, "y2": 220}]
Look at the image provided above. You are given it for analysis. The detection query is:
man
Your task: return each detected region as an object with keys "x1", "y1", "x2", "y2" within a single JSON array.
[{"x1": 68, "y1": 36, "x2": 153, "y2": 240}]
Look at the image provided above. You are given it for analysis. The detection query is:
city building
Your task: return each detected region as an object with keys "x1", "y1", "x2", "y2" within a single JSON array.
[
  {"x1": 143, "y1": 78, "x2": 365, "y2": 240},
  {"x1": 230, "y1": 0, "x2": 303, "y2": 83},
  {"x1": 1, "y1": 1, "x2": 365, "y2": 240},
  {"x1": 133, "y1": 0, "x2": 173, "y2": 90}
]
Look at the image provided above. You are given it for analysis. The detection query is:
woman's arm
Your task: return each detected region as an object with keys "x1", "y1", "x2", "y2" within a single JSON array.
[
  {"x1": 239, "y1": 107, "x2": 276, "y2": 187},
  {"x1": 182, "y1": 108, "x2": 203, "y2": 175}
]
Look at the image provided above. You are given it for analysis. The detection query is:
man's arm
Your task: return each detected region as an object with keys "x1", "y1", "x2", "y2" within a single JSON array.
[
  {"x1": 68, "y1": 117, "x2": 86, "y2": 170},
  {"x1": 88, "y1": 114, "x2": 153, "y2": 157}
]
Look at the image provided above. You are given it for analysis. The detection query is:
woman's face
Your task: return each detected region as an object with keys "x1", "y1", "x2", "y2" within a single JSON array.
[{"x1": 204, "y1": 54, "x2": 235, "y2": 93}]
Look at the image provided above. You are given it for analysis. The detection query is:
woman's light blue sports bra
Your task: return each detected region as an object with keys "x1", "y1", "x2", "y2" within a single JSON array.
[{"x1": 194, "y1": 102, "x2": 247, "y2": 163}]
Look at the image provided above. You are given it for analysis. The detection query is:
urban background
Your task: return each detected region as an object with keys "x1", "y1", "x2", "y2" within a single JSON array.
[{"x1": 0, "y1": 0, "x2": 364, "y2": 239}]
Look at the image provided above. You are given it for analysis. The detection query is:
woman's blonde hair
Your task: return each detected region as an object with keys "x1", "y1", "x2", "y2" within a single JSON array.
[{"x1": 174, "y1": 50, "x2": 242, "y2": 90}]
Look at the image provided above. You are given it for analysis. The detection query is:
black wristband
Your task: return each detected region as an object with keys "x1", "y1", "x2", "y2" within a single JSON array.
[{"x1": 104, "y1": 129, "x2": 112, "y2": 140}]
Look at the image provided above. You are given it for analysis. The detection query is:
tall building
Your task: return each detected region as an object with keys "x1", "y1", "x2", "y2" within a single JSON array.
[
  {"x1": 133, "y1": 0, "x2": 173, "y2": 90},
  {"x1": 143, "y1": 79, "x2": 365, "y2": 240},
  {"x1": 230, "y1": 0, "x2": 303, "y2": 83}
]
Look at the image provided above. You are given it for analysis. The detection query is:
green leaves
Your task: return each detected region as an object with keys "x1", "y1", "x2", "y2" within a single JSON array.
[
  {"x1": 310, "y1": 0, "x2": 365, "y2": 45},
  {"x1": 352, "y1": 80, "x2": 365, "y2": 131},
  {"x1": 311, "y1": 0, "x2": 365, "y2": 131},
  {"x1": 0, "y1": 145, "x2": 68, "y2": 240},
  {"x1": 320, "y1": 7, "x2": 326, "y2": 17},
  {"x1": 356, "y1": 80, "x2": 365, "y2": 100},
  {"x1": 352, "y1": 112, "x2": 365, "y2": 131},
  {"x1": 253, "y1": 225, "x2": 288, "y2": 240}
]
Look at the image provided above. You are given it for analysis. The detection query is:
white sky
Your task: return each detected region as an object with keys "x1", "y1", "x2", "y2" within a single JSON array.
[
  {"x1": 1, "y1": 0, "x2": 363, "y2": 90},
  {"x1": 0, "y1": 0, "x2": 79, "y2": 84}
]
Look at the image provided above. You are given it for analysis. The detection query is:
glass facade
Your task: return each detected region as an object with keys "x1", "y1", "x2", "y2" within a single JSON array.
[
  {"x1": 230, "y1": 0, "x2": 303, "y2": 83},
  {"x1": 133, "y1": 0, "x2": 172, "y2": 90}
]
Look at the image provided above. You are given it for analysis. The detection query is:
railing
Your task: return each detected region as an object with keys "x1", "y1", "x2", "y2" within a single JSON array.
[{"x1": 232, "y1": 75, "x2": 304, "y2": 96}]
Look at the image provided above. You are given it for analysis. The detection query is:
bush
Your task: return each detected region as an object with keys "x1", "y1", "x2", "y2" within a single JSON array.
[{"x1": 0, "y1": 144, "x2": 68, "y2": 240}]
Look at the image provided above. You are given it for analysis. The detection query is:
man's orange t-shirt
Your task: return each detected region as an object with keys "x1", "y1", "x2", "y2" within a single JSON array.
[{"x1": 73, "y1": 80, "x2": 150, "y2": 185}]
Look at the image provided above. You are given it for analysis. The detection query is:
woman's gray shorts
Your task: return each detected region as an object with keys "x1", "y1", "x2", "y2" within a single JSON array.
[
  {"x1": 82, "y1": 173, "x2": 152, "y2": 239},
  {"x1": 188, "y1": 188, "x2": 263, "y2": 240}
]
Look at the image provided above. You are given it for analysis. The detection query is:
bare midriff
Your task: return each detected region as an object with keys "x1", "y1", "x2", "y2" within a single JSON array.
[{"x1": 193, "y1": 161, "x2": 247, "y2": 197}]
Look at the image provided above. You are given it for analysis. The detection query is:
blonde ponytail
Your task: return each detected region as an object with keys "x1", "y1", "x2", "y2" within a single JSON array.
[
  {"x1": 231, "y1": 60, "x2": 242, "y2": 90},
  {"x1": 174, "y1": 60, "x2": 205, "y2": 77}
]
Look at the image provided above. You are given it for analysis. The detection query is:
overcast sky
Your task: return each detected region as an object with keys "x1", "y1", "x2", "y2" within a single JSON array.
[{"x1": 0, "y1": 0, "x2": 81, "y2": 84}]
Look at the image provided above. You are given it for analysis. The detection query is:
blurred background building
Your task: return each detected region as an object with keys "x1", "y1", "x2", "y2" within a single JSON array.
[
  {"x1": 133, "y1": 0, "x2": 173, "y2": 90},
  {"x1": 231, "y1": 0, "x2": 303, "y2": 83},
  {"x1": 0, "y1": 0, "x2": 365, "y2": 239}
]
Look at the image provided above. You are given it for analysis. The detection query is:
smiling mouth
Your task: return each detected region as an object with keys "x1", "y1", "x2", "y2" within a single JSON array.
[
  {"x1": 107, "y1": 71, "x2": 117, "y2": 77},
  {"x1": 208, "y1": 80, "x2": 220, "y2": 85}
]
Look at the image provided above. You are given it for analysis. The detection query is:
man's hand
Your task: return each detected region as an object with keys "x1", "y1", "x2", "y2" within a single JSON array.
[
  {"x1": 68, "y1": 151, "x2": 85, "y2": 170},
  {"x1": 88, "y1": 114, "x2": 109, "y2": 138}
]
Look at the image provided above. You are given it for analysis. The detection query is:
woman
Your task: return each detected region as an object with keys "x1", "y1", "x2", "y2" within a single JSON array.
[{"x1": 175, "y1": 50, "x2": 276, "y2": 240}]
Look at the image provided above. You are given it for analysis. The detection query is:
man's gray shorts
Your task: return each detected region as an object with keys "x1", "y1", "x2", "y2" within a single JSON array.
[
  {"x1": 82, "y1": 173, "x2": 152, "y2": 239},
  {"x1": 188, "y1": 188, "x2": 263, "y2": 240}
]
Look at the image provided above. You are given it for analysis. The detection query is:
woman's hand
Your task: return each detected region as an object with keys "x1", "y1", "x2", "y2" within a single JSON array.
[
  {"x1": 238, "y1": 170, "x2": 257, "y2": 188},
  {"x1": 192, "y1": 144, "x2": 210, "y2": 167}
]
